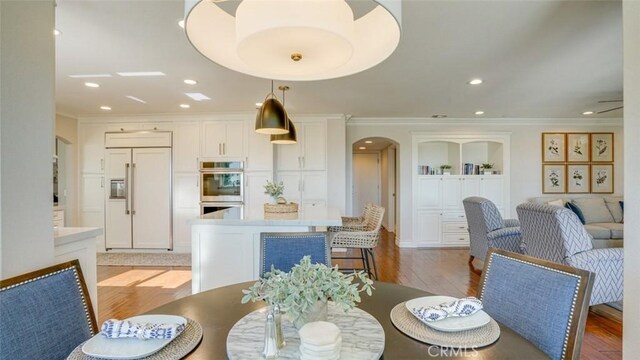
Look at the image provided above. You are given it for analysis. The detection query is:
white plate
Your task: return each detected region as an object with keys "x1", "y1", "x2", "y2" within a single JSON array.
[
  {"x1": 405, "y1": 296, "x2": 490, "y2": 332},
  {"x1": 82, "y1": 315, "x2": 187, "y2": 360}
]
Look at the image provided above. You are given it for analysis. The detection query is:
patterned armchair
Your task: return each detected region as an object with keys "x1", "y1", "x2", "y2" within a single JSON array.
[
  {"x1": 516, "y1": 203, "x2": 623, "y2": 305},
  {"x1": 462, "y1": 197, "x2": 523, "y2": 269}
]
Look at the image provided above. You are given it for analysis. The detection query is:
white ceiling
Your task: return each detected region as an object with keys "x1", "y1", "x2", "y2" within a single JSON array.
[{"x1": 54, "y1": 0, "x2": 623, "y2": 118}]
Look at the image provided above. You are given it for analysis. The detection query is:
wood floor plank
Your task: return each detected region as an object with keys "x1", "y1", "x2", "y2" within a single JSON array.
[{"x1": 96, "y1": 229, "x2": 622, "y2": 359}]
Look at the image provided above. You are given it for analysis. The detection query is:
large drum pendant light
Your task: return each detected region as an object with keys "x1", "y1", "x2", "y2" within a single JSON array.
[
  {"x1": 271, "y1": 86, "x2": 297, "y2": 144},
  {"x1": 255, "y1": 80, "x2": 289, "y2": 135}
]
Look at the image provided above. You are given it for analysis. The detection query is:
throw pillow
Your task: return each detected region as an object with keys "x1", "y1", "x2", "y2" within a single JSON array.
[
  {"x1": 604, "y1": 196, "x2": 623, "y2": 223},
  {"x1": 547, "y1": 199, "x2": 564, "y2": 207},
  {"x1": 572, "y1": 198, "x2": 614, "y2": 224},
  {"x1": 565, "y1": 202, "x2": 586, "y2": 225}
]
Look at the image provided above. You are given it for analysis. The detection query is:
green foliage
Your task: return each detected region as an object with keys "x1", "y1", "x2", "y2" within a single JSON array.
[
  {"x1": 440, "y1": 164, "x2": 452, "y2": 170},
  {"x1": 263, "y1": 180, "x2": 284, "y2": 199},
  {"x1": 241, "y1": 256, "x2": 374, "y2": 324},
  {"x1": 481, "y1": 163, "x2": 494, "y2": 169}
]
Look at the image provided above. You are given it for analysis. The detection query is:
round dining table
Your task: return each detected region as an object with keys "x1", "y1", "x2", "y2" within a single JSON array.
[{"x1": 148, "y1": 281, "x2": 548, "y2": 359}]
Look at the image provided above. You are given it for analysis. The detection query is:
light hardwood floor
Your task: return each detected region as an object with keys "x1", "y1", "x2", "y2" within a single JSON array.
[{"x1": 97, "y1": 229, "x2": 622, "y2": 359}]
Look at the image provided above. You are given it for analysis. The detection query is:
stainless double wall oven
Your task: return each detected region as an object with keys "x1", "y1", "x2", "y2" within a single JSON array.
[{"x1": 199, "y1": 161, "x2": 244, "y2": 215}]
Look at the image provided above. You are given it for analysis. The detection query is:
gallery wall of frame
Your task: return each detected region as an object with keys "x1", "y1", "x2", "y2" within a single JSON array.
[{"x1": 541, "y1": 132, "x2": 614, "y2": 194}]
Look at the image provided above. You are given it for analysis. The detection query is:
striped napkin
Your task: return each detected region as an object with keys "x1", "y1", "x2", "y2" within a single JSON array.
[
  {"x1": 410, "y1": 297, "x2": 483, "y2": 322},
  {"x1": 101, "y1": 319, "x2": 185, "y2": 340}
]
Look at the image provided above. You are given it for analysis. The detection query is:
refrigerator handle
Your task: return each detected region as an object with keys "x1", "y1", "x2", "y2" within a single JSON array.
[
  {"x1": 125, "y1": 163, "x2": 130, "y2": 215},
  {"x1": 131, "y1": 163, "x2": 136, "y2": 215}
]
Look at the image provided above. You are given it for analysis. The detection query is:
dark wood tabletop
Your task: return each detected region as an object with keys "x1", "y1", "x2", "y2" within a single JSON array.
[{"x1": 148, "y1": 281, "x2": 548, "y2": 359}]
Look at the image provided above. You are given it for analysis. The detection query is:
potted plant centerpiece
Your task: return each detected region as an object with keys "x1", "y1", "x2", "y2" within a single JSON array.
[
  {"x1": 440, "y1": 164, "x2": 452, "y2": 175},
  {"x1": 241, "y1": 256, "x2": 374, "y2": 329},
  {"x1": 263, "y1": 180, "x2": 298, "y2": 218},
  {"x1": 481, "y1": 163, "x2": 494, "y2": 175},
  {"x1": 264, "y1": 180, "x2": 285, "y2": 204}
]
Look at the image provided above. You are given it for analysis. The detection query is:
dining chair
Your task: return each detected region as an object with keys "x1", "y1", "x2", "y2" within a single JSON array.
[
  {"x1": 478, "y1": 248, "x2": 594, "y2": 360},
  {"x1": 260, "y1": 232, "x2": 331, "y2": 276},
  {"x1": 0, "y1": 259, "x2": 98, "y2": 360},
  {"x1": 340, "y1": 202, "x2": 373, "y2": 228}
]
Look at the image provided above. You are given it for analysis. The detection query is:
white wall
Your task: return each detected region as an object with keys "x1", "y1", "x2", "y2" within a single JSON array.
[
  {"x1": 346, "y1": 119, "x2": 623, "y2": 246},
  {"x1": 56, "y1": 114, "x2": 78, "y2": 226},
  {"x1": 326, "y1": 116, "x2": 346, "y2": 213},
  {"x1": 0, "y1": 0, "x2": 56, "y2": 278},
  {"x1": 623, "y1": 0, "x2": 639, "y2": 355}
]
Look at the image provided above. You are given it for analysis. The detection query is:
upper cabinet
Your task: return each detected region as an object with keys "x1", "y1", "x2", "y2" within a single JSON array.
[
  {"x1": 201, "y1": 120, "x2": 244, "y2": 160},
  {"x1": 244, "y1": 118, "x2": 274, "y2": 172},
  {"x1": 276, "y1": 120, "x2": 326, "y2": 171},
  {"x1": 79, "y1": 123, "x2": 107, "y2": 173},
  {"x1": 173, "y1": 122, "x2": 200, "y2": 172}
]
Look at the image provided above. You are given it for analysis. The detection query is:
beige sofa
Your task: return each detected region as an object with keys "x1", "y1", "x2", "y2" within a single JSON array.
[{"x1": 529, "y1": 196, "x2": 623, "y2": 249}]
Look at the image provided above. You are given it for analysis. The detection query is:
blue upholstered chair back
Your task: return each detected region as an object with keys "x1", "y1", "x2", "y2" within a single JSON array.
[
  {"x1": 0, "y1": 260, "x2": 98, "y2": 360},
  {"x1": 479, "y1": 249, "x2": 593, "y2": 360},
  {"x1": 516, "y1": 202, "x2": 593, "y2": 264},
  {"x1": 260, "y1": 232, "x2": 331, "y2": 276}
]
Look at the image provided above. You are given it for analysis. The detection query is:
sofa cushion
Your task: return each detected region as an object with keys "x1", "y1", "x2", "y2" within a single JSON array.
[
  {"x1": 592, "y1": 239, "x2": 623, "y2": 249},
  {"x1": 565, "y1": 202, "x2": 586, "y2": 224},
  {"x1": 572, "y1": 198, "x2": 614, "y2": 224},
  {"x1": 604, "y1": 196, "x2": 623, "y2": 223},
  {"x1": 584, "y1": 224, "x2": 612, "y2": 239},
  {"x1": 590, "y1": 222, "x2": 624, "y2": 239}
]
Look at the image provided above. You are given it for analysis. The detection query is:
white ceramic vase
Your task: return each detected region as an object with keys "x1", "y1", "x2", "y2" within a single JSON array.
[{"x1": 293, "y1": 300, "x2": 328, "y2": 329}]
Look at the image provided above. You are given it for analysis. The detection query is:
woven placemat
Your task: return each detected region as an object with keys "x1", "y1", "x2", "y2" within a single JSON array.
[
  {"x1": 66, "y1": 318, "x2": 202, "y2": 360},
  {"x1": 390, "y1": 302, "x2": 500, "y2": 348}
]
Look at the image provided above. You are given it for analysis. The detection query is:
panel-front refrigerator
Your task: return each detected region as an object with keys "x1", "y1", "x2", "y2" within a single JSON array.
[{"x1": 104, "y1": 132, "x2": 172, "y2": 249}]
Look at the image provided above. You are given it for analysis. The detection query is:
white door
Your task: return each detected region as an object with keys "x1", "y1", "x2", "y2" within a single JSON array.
[
  {"x1": 132, "y1": 148, "x2": 172, "y2": 249},
  {"x1": 388, "y1": 147, "x2": 396, "y2": 232},
  {"x1": 105, "y1": 149, "x2": 133, "y2": 249},
  {"x1": 353, "y1": 153, "x2": 380, "y2": 215}
]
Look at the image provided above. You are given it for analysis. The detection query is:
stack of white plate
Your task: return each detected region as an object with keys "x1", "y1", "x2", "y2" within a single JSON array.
[{"x1": 298, "y1": 321, "x2": 342, "y2": 360}]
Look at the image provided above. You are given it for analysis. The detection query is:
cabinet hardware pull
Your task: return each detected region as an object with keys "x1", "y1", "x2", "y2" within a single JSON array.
[
  {"x1": 458, "y1": 215, "x2": 464, "y2": 218},
  {"x1": 131, "y1": 163, "x2": 136, "y2": 215},
  {"x1": 219, "y1": 143, "x2": 222, "y2": 155},
  {"x1": 101, "y1": 176, "x2": 104, "y2": 188},
  {"x1": 459, "y1": 238, "x2": 465, "y2": 241},
  {"x1": 302, "y1": 156, "x2": 305, "y2": 169},
  {"x1": 101, "y1": 159, "x2": 104, "y2": 170},
  {"x1": 458, "y1": 226, "x2": 465, "y2": 229},
  {"x1": 223, "y1": 143, "x2": 226, "y2": 155},
  {"x1": 125, "y1": 163, "x2": 130, "y2": 214},
  {"x1": 245, "y1": 157, "x2": 248, "y2": 168}
]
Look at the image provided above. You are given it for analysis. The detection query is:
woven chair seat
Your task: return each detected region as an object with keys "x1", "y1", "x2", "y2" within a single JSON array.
[{"x1": 331, "y1": 230, "x2": 381, "y2": 248}]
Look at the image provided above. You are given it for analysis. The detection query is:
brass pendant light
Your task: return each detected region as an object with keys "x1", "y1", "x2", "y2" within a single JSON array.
[
  {"x1": 271, "y1": 86, "x2": 297, "y2": 144},
  {"x1": 255, "y1": 80, "x2": 289, "y2": 135}
]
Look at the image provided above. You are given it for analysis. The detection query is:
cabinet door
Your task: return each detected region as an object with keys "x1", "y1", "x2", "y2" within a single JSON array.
[
  {"x1": 480, "y1": 176, "x2": 504, "y2": 209},
  {"x1": 245, "y1": 121, "x2": 273, "y2": 171},
  {"x1": 201, "y1": 122, "x2": 225, "y2": 158},
  {"x1": 461, "y1": 177, "x2": 481, "y2": 199},
  {"x1": 173, "y1": 173, "x2": 200, "y2": 249},
  {"x1": 223, "y1": 121, "x2": 244, "y2": 158},
  {"x1": 244, "y1": 172, "x2": 273, "y2": 218},
  {"x1": 277, "y1": 172, "x2": 302, "y2": 204},
  {"x1": 302, "y1": 122, "x2": 326, "y2": 170},
  {"x1": 301, "y1": 172, "x2": 327, "y2": 201},
  {"x1": 276, "y1": 140, "x2": 302, "y2": 171},
  {"x1": 173, "y1": 122, "x2": 200, "y2": 172},
  {"x1": 442, "y1": 177, "x2": 462, "y2": 210},
  {"x1": 104, "y1": 149, "x2": 132, "y2": 249},
  {"x1": 79, "y1": 124, "x2": 107, "y2": 173},
  {"x1": 302, "y1": 200, "x2": 327, "y2": 215},
  {"x1": 416, "y1": 177, "x2": 442, "y2": 209},
  {"x1": 415, "y1": 211, "x2": 441, "y2": 244}
]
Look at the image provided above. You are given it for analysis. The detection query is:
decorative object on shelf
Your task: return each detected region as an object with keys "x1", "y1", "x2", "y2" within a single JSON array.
[
  {"x1": 591, "y1": 164, "x2": 614, "y2": 193},
  {"x1": 590, "y1": 133, "x2": 614, "y2": 162},
  {"x1": 567, "y1": 164, "x2": 590, "y2": 194},
  {"x1": 255, "y1": 81, "x2": 289, "y2": 135},
  {"x1": 264, "y1": 180, "x2": 285, "y2": 202},
  {"x1": 241, "y1": 256, "x2": 374, "y2": 329},
  {"x1": 440, "y1": 164, "x2": 452, "y2": 175},
  {"x1": 271, "y1": 85, "x2": 297, "y2": 144},
  {"x1": 481, "y1": 163, "x2": 494, "y2": 175},
  {"x1": 541, "y1": 133, "x2": 566, "y2": 162},
  {"x1": 567, "y1": 133, "x2": 590, "y2": 162},
  {"x1": 183, "y1": 0, "x2": 401, "y2": 81},
  {"x1": 542, "y1": 164, "x2": 566, "y2": 194}
]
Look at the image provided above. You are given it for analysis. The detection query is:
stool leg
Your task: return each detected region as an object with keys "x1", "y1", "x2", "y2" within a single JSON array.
[
  {"x1": 360, "y1": 248, "x2": 369, "y2": 276},
  {"x1": 368, "y1": 248, "x2": 378, "y2": 280}
]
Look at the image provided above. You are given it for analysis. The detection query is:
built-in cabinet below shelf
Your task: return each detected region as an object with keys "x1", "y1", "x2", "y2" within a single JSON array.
[{"x1": 412, "y1": 134, "x2": 510, "y2": 248}]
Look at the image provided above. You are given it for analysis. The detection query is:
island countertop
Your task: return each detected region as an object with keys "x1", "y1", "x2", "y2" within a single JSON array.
[{"x1": 189, "y1": 206, "x2": 342, "y2": 226}]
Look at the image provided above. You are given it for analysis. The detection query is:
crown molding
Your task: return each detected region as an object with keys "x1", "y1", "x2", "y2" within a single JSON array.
[
  {"x1": 77, "y1": 112, "x2": 345, "y2": 123},
  {"x1": 347, "y1": 117, "x2": 623, "y2": 126}
]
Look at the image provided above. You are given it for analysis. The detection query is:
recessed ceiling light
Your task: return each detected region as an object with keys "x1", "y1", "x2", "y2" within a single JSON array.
[
  {"x1": 84, "y1": 82, "x2": 100, "y2": 88},
  {"x1": 468, "y1": 79, "x2": 483, "y2": 85},
  {"x1": 68, "y1": 74, "x2": 112, "y2": 78},
  {"x1": 185, "y1": 92, "x2": 211, "y2": 101},
  {"x1": 255, "y1": 102, "x2": 263, "y2": 107},
  {"x1": 582, "y1": 111, "x2": 594, "y2": 115},
  {"x1": 100, "y1": 106, "x2": 111, "y2": 111},
  {"x1": 116, "y1": 71, "x2": 166, "y2": 77},
  {"x1": 365, "y1": 140, "x2": 373, "y2": 144},
  {"x1": 178, "y1": 19, "x2": 185, "y2": 28},
  {"x1": 180, "y1": 104, "x2": 191, "y2": 109},
  {"x1": 475, "y1": 111, "x2": 485, "y2": 115},
  {"x1": 126, "y1": 95, "x2": 146, "y2": 104},
  {"x1": 359, "y1": 147, "x2": 366, "y2": 150},
  {"x1": 53, "y1": 29, "x2": 61, "y2": 36},
  {"x1": 183, "y1": 79, "x2": 198, "y2": 85}
]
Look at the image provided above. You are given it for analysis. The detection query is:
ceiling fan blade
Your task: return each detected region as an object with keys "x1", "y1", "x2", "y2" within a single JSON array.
[
  {"x1": 597, "y1": 106, "x2": 624, "y2": 114},
  {"x1": 598, "y1": 100, "x2": 623, "y2": 103}
]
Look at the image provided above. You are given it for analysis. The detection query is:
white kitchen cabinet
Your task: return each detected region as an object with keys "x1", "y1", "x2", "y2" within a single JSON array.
[
  {"x1": 276, "y1": 120, "x2": 326, "y2": 171},
  {"x1": 414, "y1": 211, "x2": 441, "y2": 245},
  {"x1": 244, "y1": 171, "x2": 273, "y2": 218},
  {"x1": 276, "y1": 171, "x2": 327, "y2": 213},
  {"x1": 416, "y1": 177, "x2": 442, "y2": 209},
  {"x1": 79, "y1": 123, "x2": 107, "y2": 173},
  {"x1": 201, "y1": 121, "x2": 244, "y2": 159},
  {"x1": 173, "y1": 173, "x2": 200, "y2": 250},
  {"x1": 479, "y1": 176, "x2": 504, "y2": 208},
  {"x1": 173, "y1": 122, "x2": 200, "y2": 172},
  {"x1": 245, "y1": 119, "x2": 273, "y2": 171},
  {"x1": 443, "y1": 177, "x2": 462, "y2": 209},
  {"x1": 53, "y1": 209, "x2": 65, "y2": 228}
]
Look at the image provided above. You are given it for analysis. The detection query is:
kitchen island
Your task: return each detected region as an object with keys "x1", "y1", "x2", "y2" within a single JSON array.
[{"x1": 190, "y1": 207, "x2": 341, "y2": 293}]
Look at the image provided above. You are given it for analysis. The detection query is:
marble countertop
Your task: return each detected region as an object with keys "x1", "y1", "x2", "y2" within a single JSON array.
[
  {"x1": 54, "y1": 227, "x2": 102, "y2": 246},
  {"x1": 190, "y1": 207, "x2": 342, "y2": 226}
]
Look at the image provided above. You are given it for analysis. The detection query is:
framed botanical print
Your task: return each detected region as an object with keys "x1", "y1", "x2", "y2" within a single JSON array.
[
  {"x1": 542, "y1": 164, "x2": 566, "y2": 194},
  {"x1": 567, "y1": 133, "x2": 590, "y2": 162},
  {"x1": 590, "y1": 133, "x2": 614, "y2": 162},
  {"x1": 542, "y1": 133, "x2": 566, "y2": 162},
  {"x1": 567, "y1": 164, "x2": 590, "y2": 193},
  {"x1": 591, "y1": 164, "x2": 614, "y2": 193}
]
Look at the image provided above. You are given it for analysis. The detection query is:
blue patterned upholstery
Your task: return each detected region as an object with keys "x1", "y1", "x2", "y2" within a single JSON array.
[
  {"x1": 516, "y1": 203, "x2": 624, "y2": 305},
  {"x1": 0, "y1": 260, "x2": 97, "y2": 360},
  {"x1": 463, "y1": 197, "x2": 523, "y2": 262},
  {"x1": 479, "y1": 249, "x2": 593, "y2": 360},
  {"x1": 260, "y1": 232, "x2": 331, "y2": 276}
]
